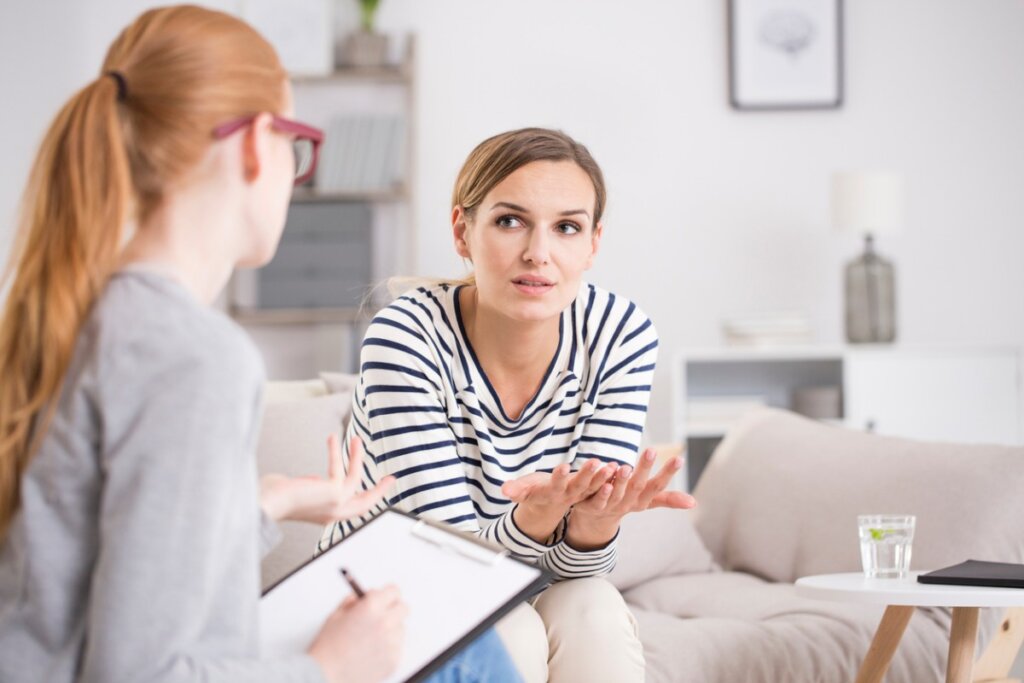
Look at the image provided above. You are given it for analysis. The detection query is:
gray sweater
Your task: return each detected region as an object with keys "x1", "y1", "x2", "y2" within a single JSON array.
[{"x1": 0, "y1": 270, "x2": 324, "y2": 682}]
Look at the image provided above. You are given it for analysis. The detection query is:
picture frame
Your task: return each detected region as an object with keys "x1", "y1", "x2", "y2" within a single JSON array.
[{"x1": 728, "y1": 0, "x2": 844, "y2": 110}]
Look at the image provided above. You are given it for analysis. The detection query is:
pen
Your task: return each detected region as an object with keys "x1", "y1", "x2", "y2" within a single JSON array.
[{"x1": 339, "y1": 567, "x2": 365, "y2": 598}]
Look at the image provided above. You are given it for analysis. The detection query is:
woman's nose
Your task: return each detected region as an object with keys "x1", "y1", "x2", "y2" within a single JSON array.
[{"x1": 522, "y1": 227, "x2": 550, "y2": 265}]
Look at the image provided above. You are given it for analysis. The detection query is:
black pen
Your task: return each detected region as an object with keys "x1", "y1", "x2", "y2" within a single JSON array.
[{"x1": 339, "y1": 567, "x2": 365, "y2": 598}]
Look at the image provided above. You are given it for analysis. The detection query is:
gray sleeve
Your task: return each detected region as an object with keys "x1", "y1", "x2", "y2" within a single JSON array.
[{"x1": 79, "y1": 347, "x2": 325, "y2": 683}]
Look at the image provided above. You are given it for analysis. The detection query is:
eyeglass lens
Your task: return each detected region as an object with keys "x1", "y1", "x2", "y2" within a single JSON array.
[{"x1": 292, "y1": 138, "x2": 314, "y2": 182}]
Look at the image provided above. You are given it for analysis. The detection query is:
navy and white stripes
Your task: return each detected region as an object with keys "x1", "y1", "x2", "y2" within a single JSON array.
[{"x1": 318, "y1": 282, "x2": 658, "y2": 579}]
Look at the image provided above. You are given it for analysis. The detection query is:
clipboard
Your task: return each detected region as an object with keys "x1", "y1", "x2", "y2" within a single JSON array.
[{"x1": 260, "y1": 509, "x2": 551, "y2": 682}]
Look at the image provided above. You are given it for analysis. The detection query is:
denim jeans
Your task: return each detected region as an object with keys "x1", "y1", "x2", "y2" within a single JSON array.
[{"x1": 423, "y1": 628, "x2": 522, "y2": 683}]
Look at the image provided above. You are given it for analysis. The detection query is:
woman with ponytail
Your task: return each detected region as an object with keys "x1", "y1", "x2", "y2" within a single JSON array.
[{"x1": 0, "y1": 6, "x2": 518, "y2": 683}]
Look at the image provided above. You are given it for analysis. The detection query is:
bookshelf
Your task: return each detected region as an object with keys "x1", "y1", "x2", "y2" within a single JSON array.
[{"x1": 228, "y1": 39, "x2": 416, "y2": 370}]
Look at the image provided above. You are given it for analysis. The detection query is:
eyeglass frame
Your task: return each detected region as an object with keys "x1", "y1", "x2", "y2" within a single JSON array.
[{"x1": 212, "y1": 114, "x2": 324, "y2": 186}]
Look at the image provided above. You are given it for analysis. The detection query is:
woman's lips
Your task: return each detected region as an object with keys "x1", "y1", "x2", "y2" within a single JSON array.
[{"x1": 512, "y1": 277, "x2": 555, "y2": 296}]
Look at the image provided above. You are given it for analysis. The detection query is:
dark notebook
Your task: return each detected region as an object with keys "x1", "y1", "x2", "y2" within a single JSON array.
[{"x1": 917, "y1": 560, "x2": 1024, "y2": 589}]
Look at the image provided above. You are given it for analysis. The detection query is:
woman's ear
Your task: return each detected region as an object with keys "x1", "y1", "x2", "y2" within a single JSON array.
[
  {"x1": 452, "y1": 205, "x2": 472, "y2": 259},
  {"x1": 585, "y1": 221, "x2": 603, "y2": 269},
  {"x1": 241, "y1": 112, "x2": 274, "y2": 183}
]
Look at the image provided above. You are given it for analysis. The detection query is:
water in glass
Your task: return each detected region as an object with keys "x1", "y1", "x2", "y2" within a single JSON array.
[{"x1": 858, "y1": 515, "x2": 915, "y2": 579}]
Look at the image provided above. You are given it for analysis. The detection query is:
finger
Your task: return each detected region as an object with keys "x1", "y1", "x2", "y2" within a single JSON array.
[
  {"x1": 549, "y1": 463, "x2": 572, "y2": 494},
  {"x1": 587, "y1": 481, "x2": 613, "y2": 512},
  {"x1": 345, "y1": 436, "x2": 364, "y2": 481},
  {"x1": 605, "y1": 465, "x2": 633, "y2": 508},
  {"x1": 326, "y1": 433, "x2": 344, "y2": 480},
  {"x1": 565, "y1": 459, "x2": 600, "y2": 499},
  {"x1": 628, "y1": 449, "x2": 658, "y2": 494},
  {"x1": 649, "y1": 490, "x2": 698, "y2": 510},
  {"x1": 501, "y1": 472, "x2": 547, "y2": 501},
  {"x1": 342, "y1": 477, "x2": 394, "y2": 516},
  {"x1": 651, "y1": 455, "x2": 684, "y2": 490},
  {"x1": 581, "y1": 463, "x2": 616, "y2": 498},
  {"x1": 638, "y1": 456, "x2": 684, "y2": 509}
]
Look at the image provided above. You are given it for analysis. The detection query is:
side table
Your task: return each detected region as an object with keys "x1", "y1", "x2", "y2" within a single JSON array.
[{"x1": 796, "y1": 572, "x2": 1024, "y2": 683}]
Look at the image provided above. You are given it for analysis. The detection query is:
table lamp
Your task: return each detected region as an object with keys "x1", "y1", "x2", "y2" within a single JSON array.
[{"x1": 831, "y1": 171, "x2": 905, "y2": 344}]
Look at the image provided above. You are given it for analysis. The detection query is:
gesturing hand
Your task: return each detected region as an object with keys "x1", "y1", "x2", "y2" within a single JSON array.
[
  {"x1": 260, "y1": 435, "x2": 395, "y2": 525},
  {"x1": 500, "y1": 459, "x2": 617, "y2": 543},
  {"x1": 567, "y1": 448, "x2": 697, "y2": 549}
]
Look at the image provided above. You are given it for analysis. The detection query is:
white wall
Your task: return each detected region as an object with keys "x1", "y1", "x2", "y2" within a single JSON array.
[{"x1": 2, "y1": 1, "x2": 1023, "y2": 440}]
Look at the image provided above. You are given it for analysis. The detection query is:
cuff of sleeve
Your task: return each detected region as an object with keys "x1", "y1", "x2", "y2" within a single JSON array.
[
  {"x1": 259, "y1": 508, "x2": 283, "y2": 559},
  {"x1": 543, "y1": 529, "x2": 619, "y2": 578},
  {"x1": 489, "y1": 506, "x2": 555, "y2": 559}
]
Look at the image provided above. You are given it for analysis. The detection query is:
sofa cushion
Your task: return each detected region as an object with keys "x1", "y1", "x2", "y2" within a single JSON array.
[
  {"x1": 624, "y1": 573, "x2": 963, "y2": 683},
  {"x1": 256, "y1": 387, "x2": 354, "y2": 589},
  {"x1": 319, "y1": 371, "x2": 359, "y2": 397},
  {"x1": 607, "y1": 508, "x2": 716, "y2": 592},
  {"x1": 692, "y1": 408, "x2": 1024, "y2": 584}
]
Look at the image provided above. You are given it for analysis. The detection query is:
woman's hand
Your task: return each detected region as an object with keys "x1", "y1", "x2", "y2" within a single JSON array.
[
  {"x1": 500, "y1": 459, "x2": 617, "y2": 543},
  {"x1": 308, "y1": 585, "x2": 408, "y2": 683},
  {"x1": 566, "y1": 448, "x2": 697, "y2": 550},
  {"x1": 260, "y1": 435, "x2": 394, "y2": 525}
]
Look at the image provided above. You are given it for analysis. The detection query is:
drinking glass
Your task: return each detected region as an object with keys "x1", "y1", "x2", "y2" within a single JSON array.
[{"x1": 858, "y1": 514, "x2": 915, "y2": 579}]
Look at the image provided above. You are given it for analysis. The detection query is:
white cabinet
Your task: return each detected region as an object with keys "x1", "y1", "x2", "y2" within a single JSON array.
[
  {"x1": 844, "y1": 348, "x2": 1021, "y2": 444},
  {"x1": 673, "y1": 345, "x2": 1023, "y2": 490}
]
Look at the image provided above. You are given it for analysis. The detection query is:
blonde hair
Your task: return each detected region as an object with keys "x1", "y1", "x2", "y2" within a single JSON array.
[
  {"x1": 453, "y1": 127, "x2": 606, "y2": 223},
  {"x1": 0, "y1": 5, "x2": 287, "y2": 539}
]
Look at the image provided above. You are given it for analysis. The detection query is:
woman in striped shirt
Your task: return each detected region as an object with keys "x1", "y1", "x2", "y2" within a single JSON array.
[{"x1": 322, "y1": 128, "x2": 695, "y2": 682}]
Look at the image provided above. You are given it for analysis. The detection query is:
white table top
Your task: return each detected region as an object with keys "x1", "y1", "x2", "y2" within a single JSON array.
[{"x1": 795, "y1": 572, "x2": 1024, "y2": 607}]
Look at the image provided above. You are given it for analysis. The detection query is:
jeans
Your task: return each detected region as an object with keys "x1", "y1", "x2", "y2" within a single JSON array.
[{"x1": 423, "y1": 628, "x2": 522, "y2": 683}]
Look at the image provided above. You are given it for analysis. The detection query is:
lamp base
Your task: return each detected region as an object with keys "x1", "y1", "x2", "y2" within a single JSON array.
[{"x1": 844, "y1": 234, "x2": 897, "y2": 344}]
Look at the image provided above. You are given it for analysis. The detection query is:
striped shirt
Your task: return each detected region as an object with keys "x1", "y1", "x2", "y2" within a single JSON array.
[{"x1": 319, "y1": 282, "x2": 658, "y2": 579}]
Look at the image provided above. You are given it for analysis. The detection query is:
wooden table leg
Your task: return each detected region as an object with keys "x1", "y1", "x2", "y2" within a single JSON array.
[
  {"x1": 856, "y1": 605, "x2": 915, "y2": 683},
  {"x1": 946, "y1": 607, "x2": 980, "y2": 683}
]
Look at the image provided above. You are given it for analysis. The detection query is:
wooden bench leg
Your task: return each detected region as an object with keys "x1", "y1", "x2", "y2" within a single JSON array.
[
  {"x1": 947, "y1": 607, "x2": 980, "y2": 683},
  {"x1": 857, "y1": 605, "x2": 915, "y2": 683}
]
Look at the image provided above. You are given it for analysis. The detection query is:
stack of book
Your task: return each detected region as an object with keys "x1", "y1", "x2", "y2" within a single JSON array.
[
  {"x1": 315, "y1": 114, "x2": 406, "y2": 193},
  {"x1": 722, "y1": 312, "x2": 813, "y2": 347}
]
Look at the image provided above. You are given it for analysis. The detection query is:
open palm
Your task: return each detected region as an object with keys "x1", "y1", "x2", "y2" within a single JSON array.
[{"x1": 260, "y1": 435, "x2": 394, "y2": 525}]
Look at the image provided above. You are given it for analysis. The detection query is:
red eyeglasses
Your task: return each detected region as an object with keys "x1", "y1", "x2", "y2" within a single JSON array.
[{"x1": 213, "y1": 115, "x2": 324, "y2": 186}]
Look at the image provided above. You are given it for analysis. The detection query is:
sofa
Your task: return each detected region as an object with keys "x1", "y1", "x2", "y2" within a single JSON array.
[{"x1": 256, "y1": 375, "x2": 1024, "y2": 682}]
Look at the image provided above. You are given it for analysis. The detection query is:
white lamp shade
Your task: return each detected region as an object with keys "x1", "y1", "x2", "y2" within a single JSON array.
[{"x1": 831, "y1": 171, "x2": 905, "y2": 236}]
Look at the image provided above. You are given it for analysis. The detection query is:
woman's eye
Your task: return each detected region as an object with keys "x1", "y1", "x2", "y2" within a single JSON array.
[
  {"x1": 496, "y1": 215, "x2": 522, "y2": 229},
  {"x1": 557, "y1": 222, "x2": 582, "y2": 235}
]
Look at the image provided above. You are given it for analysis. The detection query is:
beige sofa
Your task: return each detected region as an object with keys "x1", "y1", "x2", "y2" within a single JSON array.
[
  {"x1": 608, "y1": 408, "x2": 1024, "y2": 683},
  {"x1": 257, "y1": 376, "x2": 1024, "y2": 682}
]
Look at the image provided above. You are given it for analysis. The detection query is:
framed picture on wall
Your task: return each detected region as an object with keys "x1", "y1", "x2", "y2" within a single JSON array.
[{"x1": 728, "y1": 0, "x2": 844, "y2": 110}]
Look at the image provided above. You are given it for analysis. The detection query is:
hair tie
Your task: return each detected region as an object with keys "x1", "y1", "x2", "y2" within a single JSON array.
[{"x1": 105, "y1": 71, "x2": 128, "y2": 102}]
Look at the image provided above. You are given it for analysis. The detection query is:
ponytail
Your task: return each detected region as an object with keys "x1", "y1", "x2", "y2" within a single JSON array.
[
  {"x1": 0, "y1": 5, "x2": 286, "y2": 540},
  {"x1": 0, "y1": 75, "x2": 131, "y2": 538}
]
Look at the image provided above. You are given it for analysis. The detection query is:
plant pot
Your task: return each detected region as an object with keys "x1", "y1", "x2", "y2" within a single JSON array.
[{"x1": 338, "y1": 31, "x2": 389, "y2": 68}]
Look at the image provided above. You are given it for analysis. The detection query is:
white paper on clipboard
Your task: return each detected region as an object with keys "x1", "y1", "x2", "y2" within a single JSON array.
[{"x1": 259, "y1": 509, "x2": 547, "y2": 682}]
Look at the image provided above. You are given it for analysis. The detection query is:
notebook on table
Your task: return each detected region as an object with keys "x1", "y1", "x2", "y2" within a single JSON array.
[
  {"x1": 917, "y1": 559, "x2": 1024, "y2": 589},
  {"x1": 260, "y1": 508, "x2": 550, "y2": 683}
]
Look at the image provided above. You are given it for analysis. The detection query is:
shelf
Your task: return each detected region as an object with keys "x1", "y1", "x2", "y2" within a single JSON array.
[
  {"x1": 680, "y1": 345, "x2": 846, "y2": 363},
  {"x1": 291, "y1": 64, "x2": 410, "y2": 86},
  {"x1": 291, "y1": 186, "x2": 407, "y2": 203},
  {"x1": 230, "y1": 306, "x2": 376, "y2": 326}
]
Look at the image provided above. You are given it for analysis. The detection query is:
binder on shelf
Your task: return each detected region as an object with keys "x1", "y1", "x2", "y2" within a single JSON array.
[{"x1": 261, "y1": 509, "x2": 549, "y2": 683}]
